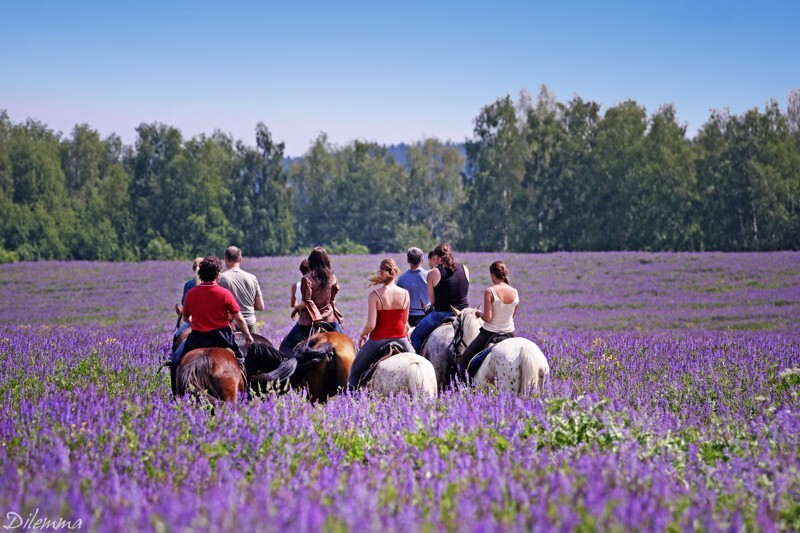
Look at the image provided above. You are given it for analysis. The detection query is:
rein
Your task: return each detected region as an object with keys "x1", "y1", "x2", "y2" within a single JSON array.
[{"x1": 449, "y1": 317, "x2": 468, "y2": 362}]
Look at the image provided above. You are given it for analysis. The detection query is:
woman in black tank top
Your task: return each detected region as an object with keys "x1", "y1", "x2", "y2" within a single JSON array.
[{"x1": 410, "y1": 243, "x2": 470, "y2": 352}]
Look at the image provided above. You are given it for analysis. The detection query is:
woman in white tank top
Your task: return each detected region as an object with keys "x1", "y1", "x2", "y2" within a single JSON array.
[{"x1": 456, "y1": 260, "x2": 518, "y2": 382}]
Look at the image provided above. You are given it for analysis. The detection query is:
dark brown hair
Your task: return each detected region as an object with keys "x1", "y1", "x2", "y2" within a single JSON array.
[
  {"x1": 490, "y1": 260, "x2": 509, "y2": 284},
  {"x1": 198, "y1": 256, "x2": 222, "y2": 283},
  {"x1": 299, "y1": 259, "x2": 310, "y2": 275},
  {"x1": 308, "y1": 246, "x2": 333, "y2": 287},
  {"x1": 433, "y1": 242, "x2": 455, "y2": 273}
]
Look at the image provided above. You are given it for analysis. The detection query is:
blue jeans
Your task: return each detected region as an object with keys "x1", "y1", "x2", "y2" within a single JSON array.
[
  {"x1": 172, "y1": 339, "x2": 187, "y2": 367},
  {"x1": 280, "y1": 321, "x2": 343, "y2": 357},
  {"x1": 174, "y1": 321, "x2": 191, "y2": 339},
  {"x1": 410, "y1": 310, "x2": 453, "y2": 353}
]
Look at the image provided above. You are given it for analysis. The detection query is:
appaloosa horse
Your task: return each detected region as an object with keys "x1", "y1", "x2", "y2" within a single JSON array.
[
  {"x1": 418, "y1": 313, "x2": 459, "y2": 390},
  {"x1": 454, "y1": 308, "x2": 549, "y2": 393},
  {"x1": 360, "y1": 343, "x2": 437, "y2": 398}
]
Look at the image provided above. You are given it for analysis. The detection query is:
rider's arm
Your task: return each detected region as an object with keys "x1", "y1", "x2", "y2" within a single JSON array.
[
  {"x1": 232, "y1": 312, "x2": 253, "y2": 345},
  {"x1": 254, "y1": 294, "x2": 265, "y2": 312},
  {"x1": 358, "y1": 291, "x2": 378, "y2": 349},
  {"x1": 479, "y1": 287, "x2": 494, "y2": 323},
  {"x1": 426, "y1": 268, "x2": 441, "y2": 311}
]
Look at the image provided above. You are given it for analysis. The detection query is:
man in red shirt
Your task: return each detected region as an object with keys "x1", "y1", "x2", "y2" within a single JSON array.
[{"x1": 173, "y1": 256, "x2": 253, "y2": 378}]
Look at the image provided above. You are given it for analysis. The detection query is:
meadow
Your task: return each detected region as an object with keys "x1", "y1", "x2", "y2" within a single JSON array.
[{"x1": 0, "y1": 252, "x2": 799, "y2": 531}]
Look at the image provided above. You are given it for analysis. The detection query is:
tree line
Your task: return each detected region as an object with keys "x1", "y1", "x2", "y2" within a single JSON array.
[{"x1": 1, "y1": 86, "x2": 798, "y2": 261}]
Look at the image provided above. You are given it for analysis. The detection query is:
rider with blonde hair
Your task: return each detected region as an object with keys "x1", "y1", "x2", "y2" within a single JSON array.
[{"x1": 348, "y1": 258, "x2": 413, "y2": 388}]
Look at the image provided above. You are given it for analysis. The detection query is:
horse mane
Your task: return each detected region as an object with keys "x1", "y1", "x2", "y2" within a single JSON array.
[
  {"x1": 293, "y1": 337, "x2": 334, "y2": 372},
  {"x1": 177, "y1": 353, "x2": 218, "y2": 399},
  {"x1": 247, "y1": 341, "x2": 284, "y2": 372}
]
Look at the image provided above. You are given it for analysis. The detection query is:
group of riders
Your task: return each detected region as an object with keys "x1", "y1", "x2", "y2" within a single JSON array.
[{"x1": 171, "y1": 242, "x2": 519, "y2": 392}]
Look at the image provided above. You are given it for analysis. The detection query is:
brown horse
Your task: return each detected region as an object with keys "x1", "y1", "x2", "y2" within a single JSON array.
[
  {"x1": 176, "y1": 347, "x2": 245, "y2": 403},
  {"x1": 291, "y1": 331, "x2": 355, "y2": 403}
]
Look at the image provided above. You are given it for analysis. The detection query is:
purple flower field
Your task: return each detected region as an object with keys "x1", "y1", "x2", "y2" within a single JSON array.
[{"x1": 1, "y1": 252, "x2": 799, "y2": 531}]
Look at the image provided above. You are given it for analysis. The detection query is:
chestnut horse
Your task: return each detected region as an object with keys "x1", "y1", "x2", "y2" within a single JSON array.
[
  {"x1": 176, "y1": 347, "x2": 245, "y2": 403},
  {"x1": 291, "y1": 331, "x2": 355, "y2": 402}
]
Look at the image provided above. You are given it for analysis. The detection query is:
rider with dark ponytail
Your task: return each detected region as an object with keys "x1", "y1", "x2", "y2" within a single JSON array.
[
  {"x1": 456, "y1": 260, "x2": 518, "y2": 382},
  {"x1": 410, "y1": 243, "x2": 470, "y2": 353}
]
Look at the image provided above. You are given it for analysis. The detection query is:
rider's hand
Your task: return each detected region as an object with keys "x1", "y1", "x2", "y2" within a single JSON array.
[
  {"x1": 358, "y1": 334, "x2": 368, "y2": 349},
  {"x1": 245, "y1": 335, "x2": 254, "y2": 346}
]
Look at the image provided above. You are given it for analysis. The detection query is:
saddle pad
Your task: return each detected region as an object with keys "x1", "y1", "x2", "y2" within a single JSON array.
[
  {"x1": 357, "y1": 342, "x2": 405, "y2": 389},
  {"x1": 467, "y1": 346, "x2": 493, "y2": 377}
]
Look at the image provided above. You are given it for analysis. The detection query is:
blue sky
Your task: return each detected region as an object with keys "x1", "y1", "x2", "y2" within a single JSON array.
[{"x1": 2, "y1": 0, "x2": 798, "y2": 156}]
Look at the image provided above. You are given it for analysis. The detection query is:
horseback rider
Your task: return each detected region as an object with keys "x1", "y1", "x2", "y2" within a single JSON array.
[
  {"x1": 348, "y1": 258, "x2": 414, "y2": 389},
  {"x1": 173, "y1": 257, "x2": 203, "y2": 343},
  {"x1": 410, "y1": 243, "x2": 470, "y2": 353},
  {"x1": 279, "y1": 247, "x2": 344, "y2": 357},
  {"x1": 456, "y1": 261, "x2": 518, "y2": 382},
  {"x1": 171, "y1": 256, "x2": 253, "y2": 386},
  {"x1": 396, "y1": 247, "x2": 429, "y2": 327},
  {"x1": 218, "y1": 245, "x2": 264, "y2": 335}
]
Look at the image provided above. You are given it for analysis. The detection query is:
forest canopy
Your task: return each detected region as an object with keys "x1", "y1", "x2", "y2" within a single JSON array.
[{"x1": 1, "y1": 86, "x2": 798, "y2": 261}]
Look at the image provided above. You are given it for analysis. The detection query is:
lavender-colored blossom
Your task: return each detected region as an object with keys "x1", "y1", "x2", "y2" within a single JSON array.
[{"x1": 0, "y1": 253, "x2": 799, "y2": 531}]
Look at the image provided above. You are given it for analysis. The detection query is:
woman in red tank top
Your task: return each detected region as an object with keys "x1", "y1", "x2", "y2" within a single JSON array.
[{"x1": 348, "y1": 258, "x2": 414, "y2": 389}]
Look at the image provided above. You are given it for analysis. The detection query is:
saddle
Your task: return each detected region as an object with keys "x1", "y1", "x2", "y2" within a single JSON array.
[
  {"x1": 466, "y1": 332, "x2": 514, "y2": 378},
  {"x1": 419, "y1": 316, "x2": 457, "y2": 355},
  {"x1": 355, "y1": 342, "x2": 406, "y2": 390}
]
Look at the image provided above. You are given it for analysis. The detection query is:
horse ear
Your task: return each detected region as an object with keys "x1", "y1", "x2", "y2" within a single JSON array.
[
  {"x1": 451, "y1": 306, "x2": 461, "y2": 316},
  {"x1": 476, "y1": 304, "x2": 482, "y2": 311}
]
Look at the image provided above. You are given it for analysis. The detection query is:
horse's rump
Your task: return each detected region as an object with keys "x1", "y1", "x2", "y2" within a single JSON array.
[
  {"x1": 474, "y1": 338, "x2": 549, "y2": 393},
  {"x1": 176, "y1": 348, "x2": 245, "y2": 402},
  {"x1": 466, "y1": 331, "x2": 514, "y2": 378},
  {"x1": 356, "y1": 341, "x2": 406, "y2": 389},
  {"x1": 292, "y1": 331, "x2": 355, "y2": 402},
  {"x1": 370, "y1": 352, "x2": 437, "y2": 398}
]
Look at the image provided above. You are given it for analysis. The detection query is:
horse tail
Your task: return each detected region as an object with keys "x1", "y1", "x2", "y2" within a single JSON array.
[
  {"x1": 177, "y1": 354, "x2": 218, "y2": 399},
  {"x1": 407, "y1": 360, "x2": 437, "y2": 398},
  {"x1": 517, "y1": 343, "x2": 538, "y2": 394}
]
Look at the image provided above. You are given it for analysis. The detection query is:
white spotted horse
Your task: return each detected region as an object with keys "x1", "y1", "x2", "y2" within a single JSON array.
[
  {"x1": 418, "y1": 313, "x2": 460, "y2": 391},
  {"x1": 354, "y1": 342, "x2": 437, "y2": 398},
  {"x1": 452, "y1": 307, "x2": 549, "y2": 393}
]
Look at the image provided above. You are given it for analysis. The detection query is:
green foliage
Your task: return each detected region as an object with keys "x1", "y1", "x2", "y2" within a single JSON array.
[
  {"x1": 394, "y1": 223, "x2": 435, "y2": 253},
  {"x1": 142, "y1": 235, "x2": 176, "y2": 260},
  {"x1": 0, "y1": 246, "x2": 17, "y2": 263},
  {"x1": 1, "y1": 87, "x2": 799, "y2": 259},
  {"x1": 324, "y1": 239, "x2": 370, "y2": 255}
]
